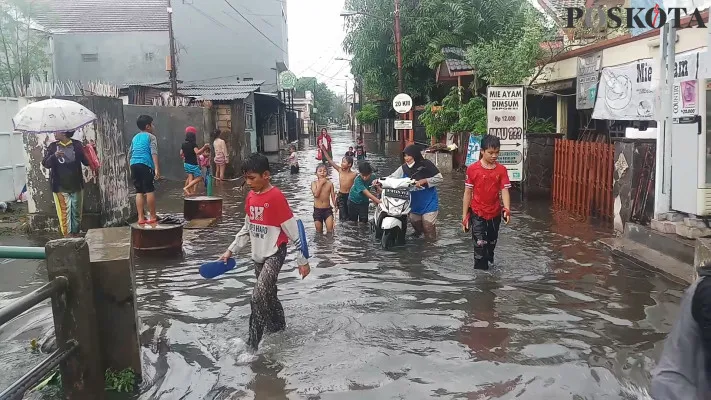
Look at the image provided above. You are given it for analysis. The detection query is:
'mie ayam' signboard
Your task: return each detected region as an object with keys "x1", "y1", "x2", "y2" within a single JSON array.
[{"x1": 487, "y1": 86, "x2": 525, "y2": 182}]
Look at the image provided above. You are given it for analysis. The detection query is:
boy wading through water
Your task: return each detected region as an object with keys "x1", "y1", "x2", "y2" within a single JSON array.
[
  {"x1": 219, "y1": 154, "x2": 310, "y2": 350},
  {"x1": 311, "y1": 165, "x2": 336, "y2": 233},
  {"x1": 348, "y1": 161, "x2": 380, "y2": 222},
  {"x1": 462, "y1": 135, "x2": 511, "y2": 270},
  {"x1": 321, "y1": 144, "x2": 357, "y2": 221}
]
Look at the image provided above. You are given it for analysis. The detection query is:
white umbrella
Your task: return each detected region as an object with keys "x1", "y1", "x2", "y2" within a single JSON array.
[{"x1": 12, "y1": 99, "x2": 97, "y2": 134}]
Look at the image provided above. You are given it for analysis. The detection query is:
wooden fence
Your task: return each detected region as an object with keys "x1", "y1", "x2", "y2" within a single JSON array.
[{"x1": 553, "y1": 139, "x2": 614, "y2": 220}]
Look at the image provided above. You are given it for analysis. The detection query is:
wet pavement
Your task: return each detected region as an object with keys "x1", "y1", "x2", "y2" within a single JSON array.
[{"x1": 0, "y1": 130, "x2": 685, "y2": 399}]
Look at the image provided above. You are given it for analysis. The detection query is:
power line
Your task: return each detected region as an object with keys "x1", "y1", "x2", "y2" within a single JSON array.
[{"x1": 223, "y1": 0, "x2": 286, "y2": 53}]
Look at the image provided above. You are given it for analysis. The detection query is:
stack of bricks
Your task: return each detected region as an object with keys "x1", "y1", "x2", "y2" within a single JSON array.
[
  {"x1": 652, "y1": 212, "x2": 711, "y2": 239},
  {"x1": 216, "y1": 104, "x2": 231, "y2": 132}
]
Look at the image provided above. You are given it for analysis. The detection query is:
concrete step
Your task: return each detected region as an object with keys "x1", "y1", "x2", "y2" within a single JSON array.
[
  {"x1": 624, "y1": 222, "x2": 695, "y2": 265},
  {"x1": 599, "y1": 237, "x2": 695, "y2": 284}
]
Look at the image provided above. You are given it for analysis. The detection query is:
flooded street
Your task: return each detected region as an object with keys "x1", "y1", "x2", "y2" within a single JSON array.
[{"x1": 0, "y1": 130, "x2": 685, "y2": 399}]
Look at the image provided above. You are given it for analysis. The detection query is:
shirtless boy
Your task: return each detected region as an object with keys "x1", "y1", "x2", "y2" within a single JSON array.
[
  {"x1": 321, "y1": 144, "x2": 357, "y2": 221},
  {"x1": 311, "y1": 164, "x2": 336, "y2": 233}
]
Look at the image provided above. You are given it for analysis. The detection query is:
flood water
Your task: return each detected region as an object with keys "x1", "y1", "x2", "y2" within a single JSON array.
[{"x1": 0, "y1": 130, "x2": 686, "y2": 399}]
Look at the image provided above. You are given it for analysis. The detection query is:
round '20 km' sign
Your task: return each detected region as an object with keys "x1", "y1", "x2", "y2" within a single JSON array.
[{"x1": 393, "y1": 93, "x2": 413, "y2": 114}]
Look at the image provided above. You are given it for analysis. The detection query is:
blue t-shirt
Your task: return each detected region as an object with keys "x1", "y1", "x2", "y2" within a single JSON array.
[
  {"x1": 396, "y1": 163, "x2": 440, "y2": 215},
  {"x1": 349, "y1": 174, "x2": 377, "y2": 204},
  {"x1": 129, "y1": 132, "x2": 156, "y2": 169}
]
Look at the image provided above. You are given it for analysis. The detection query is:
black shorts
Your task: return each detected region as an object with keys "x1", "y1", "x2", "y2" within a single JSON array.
[
  {"x1": 131, "y1": 163, "x2": 155, "y2": 194},
  {"x1": 347, "y1": 200, "x2": 369, "y2": 222},
  {"x1": 336, "y1": 193, "x2": 349, "y2": 221},
  {"x1": 313, "y1": 207, "x2": 333, "y2": 223},
  {"x1": 290, "y1": 165, "x2": 300, "y2": 174}
]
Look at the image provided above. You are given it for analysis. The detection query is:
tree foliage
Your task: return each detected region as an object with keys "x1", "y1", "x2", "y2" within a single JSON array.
[
  {"x1": 465, "y1": 8, "x2": 555, "y2": 86},
  {"x1": 342, "y1": 0, "x2": 542, "y2": 104},
  {"x1": 0, "y1": 0, "x2": 50, "y2": 96},
  {"x1": 295, "y1": 77, "x2": 340, "y2": 125},
  {"x1": 452, "y1": 96, "x2": 486, "y2": 134},
  {"x1": 356, "y1": 103, "x2": 378, "y2": 125},
  {"x1": 419, "y1": 87, "x2": 460, "y2": 139}
]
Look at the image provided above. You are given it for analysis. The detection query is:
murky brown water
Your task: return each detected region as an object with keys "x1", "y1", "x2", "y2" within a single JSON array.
[{"x1": 0, "y1": 130, "x2": 685, "y2": 399}]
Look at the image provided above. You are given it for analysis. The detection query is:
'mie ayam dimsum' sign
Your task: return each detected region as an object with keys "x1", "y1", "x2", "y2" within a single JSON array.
[{"x1": 487, "y1": 86, "x2": 525, "y2": 182}]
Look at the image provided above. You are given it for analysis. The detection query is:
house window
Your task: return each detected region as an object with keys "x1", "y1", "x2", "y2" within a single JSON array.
[
  {"x1": 245, "y1": 102, "x2": 254, "y2": 130},
  {"x1": 243, "y1": 77, "x2": 253, "y2": 81},
  {"x1": 145, "y1": 52, "x2": 155, "y2": 61},
  {"x1": 81, "y1": 53, "x2": 98, "y2": 62}
]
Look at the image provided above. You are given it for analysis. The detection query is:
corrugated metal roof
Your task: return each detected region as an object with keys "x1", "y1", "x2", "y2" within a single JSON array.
[
  {"x1": 197, "y1": 93, "x2": 250, "y2": 101},
  {"x1": 441, "y1": 47, "x2": 473, "y2": 72},
  {"x1": 128, "y1": 81, "x2": 263, "y2": 101},
  {"x1": 31, "y1": 0, "x2": 169, "y2": 33}
]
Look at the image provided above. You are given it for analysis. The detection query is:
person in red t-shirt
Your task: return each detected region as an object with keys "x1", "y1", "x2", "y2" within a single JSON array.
[
  {"x1": 219, "y1": 153, "x2": 310, "y2": 350},
  {"x1": 462, "y1": 135, "x2": 512, "y2": 270}
]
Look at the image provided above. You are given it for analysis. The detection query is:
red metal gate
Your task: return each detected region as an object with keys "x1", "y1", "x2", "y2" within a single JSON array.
[{"x1": 553, "y1": 139, "x2": 614, "y2": 220}]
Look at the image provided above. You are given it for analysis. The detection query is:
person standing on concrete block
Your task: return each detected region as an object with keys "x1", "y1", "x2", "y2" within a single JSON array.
[
  {"x1": 42, "y1": 130, "x2": 89, "y2": 237},
  {"x1": 129, "y1": 115, "x2": 161, "y2": 224},
  {"x1": 651, "y1": 266, "x2": 711, "y2": 398}
]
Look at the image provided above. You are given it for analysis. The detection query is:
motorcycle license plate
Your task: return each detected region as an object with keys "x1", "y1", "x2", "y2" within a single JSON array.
[{"x1": 386, "y1": 188, "x2": 409, "y2": 200}]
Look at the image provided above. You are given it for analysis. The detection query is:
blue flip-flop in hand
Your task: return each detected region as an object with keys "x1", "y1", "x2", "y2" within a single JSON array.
[{"x1": 199, "y1": 258, "x2": 237, "y2": 279}]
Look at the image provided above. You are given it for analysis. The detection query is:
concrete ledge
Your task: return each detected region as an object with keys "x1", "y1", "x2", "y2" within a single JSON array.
[
  {"x1": 599, "y1": 237, "x2": 695, "y2": 284},
  {"x1": 625, "y1": 222, "x2": 695, "y2": 265}
]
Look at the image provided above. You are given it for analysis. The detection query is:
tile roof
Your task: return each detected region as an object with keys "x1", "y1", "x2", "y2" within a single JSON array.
[
  {"x1": 130, "y1": 81, "x2": 265, "y2": 101},
  {"x1": 537, "y1": 0, "x2": 586, "y2": 22},
  {"x1": 30, "y1": 0, "x2": 169, "y2": 33},
  {"x1": 441, "y1": 47, "x2": 473, "y2": 72}
]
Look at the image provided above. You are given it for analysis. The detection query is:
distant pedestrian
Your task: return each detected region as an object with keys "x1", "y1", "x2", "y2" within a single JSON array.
[
  {"x1": 288, "y1": 145, "x2": 299, "y2": 174},
  {"x1": 129, "y1": 115, "x2": 161, "y2": 225},
  {"x1": 461, "y1": 135, "x2": 511, "y2": 270},
  {"x1": 317, "y1": 128, "x2": 332, "y2": 164},
  {"x1": 199, "y1": 146, "x2": 211, "y2": 188},
  {"x1": 181, "y1": 126, "x2": 209, "y2": 196},
  {"x1": 212, "y1": 129, "x2": 228, "y2": 181},
  {"x1": 42, "y1": 130, "x2": 89, "y2": 236},
  {"x1": 355, "y1": 137, "x2": 366, "y2": 161},
  {"x1": 218, "y1": 153, "x2": 310, "y2": 350},
  {"x1": 345, "y1": 146, "x2": 355, "y2": 158}
]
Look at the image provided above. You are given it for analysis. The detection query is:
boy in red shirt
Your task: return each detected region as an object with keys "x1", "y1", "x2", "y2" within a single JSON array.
[
  {"x1": 461, "y1": 135, "x2": 512, "y2": 270},
  {"x1": 219, "y1": 154, "x2": 310, "y2": 350}
]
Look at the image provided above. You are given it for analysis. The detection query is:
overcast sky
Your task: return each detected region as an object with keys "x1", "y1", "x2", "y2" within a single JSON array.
[{"x1": 287, "y1": 0, "x2": 353, "y2": 97}]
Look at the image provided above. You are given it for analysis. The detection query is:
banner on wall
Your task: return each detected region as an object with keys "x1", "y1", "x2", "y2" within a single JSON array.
[
  {"x1": 671, "y1": 51, "x2": 700, "y2": 124},
  {"x1": 465, "y1": 134, "x2": 481, "y2": 166},
  {"x1": 592, "y1": 58, "x2": 656, "y2": 120},
  {"x1": 592, "y1": 51, "x2": 701, "y2": 121},
  {"x1": 576, "y1": 52, "x2": 602, "y2": 110}
]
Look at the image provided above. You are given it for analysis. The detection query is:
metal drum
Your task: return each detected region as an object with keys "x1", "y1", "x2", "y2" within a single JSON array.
[
  {"x1": 183, "y1": 196, "x2": 223, "y2": 221},
  {"x1": 130, "y1": 223, "x2": 183, "y2": 255}
]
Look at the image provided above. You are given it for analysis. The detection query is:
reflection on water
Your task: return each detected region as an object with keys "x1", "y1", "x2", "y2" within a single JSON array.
[{"x1": 0, "y1": 130, "x2": 681, "y2": 399}]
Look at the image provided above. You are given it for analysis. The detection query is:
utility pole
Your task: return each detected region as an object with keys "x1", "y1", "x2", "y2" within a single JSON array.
[
  {"x1": 344, "y1": 80, "x2": 350, "y2": 132},
  {"x1": 313, "y1": 78, "x2": 317, "y2": 136},
  {"x1": 167, "y1": 0, "x2": 179, "y2": 100},
  {"x1": 654, "y1": 22, "x2": 676, "y2": 217},
  {"x1": 394, "y1": 0, "x2": 403, "y2": 93}
]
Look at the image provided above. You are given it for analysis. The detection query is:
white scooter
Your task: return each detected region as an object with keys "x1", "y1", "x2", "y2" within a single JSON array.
[{"x1": 370, "y1": 177, "x2": 416, "y2": 250}]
